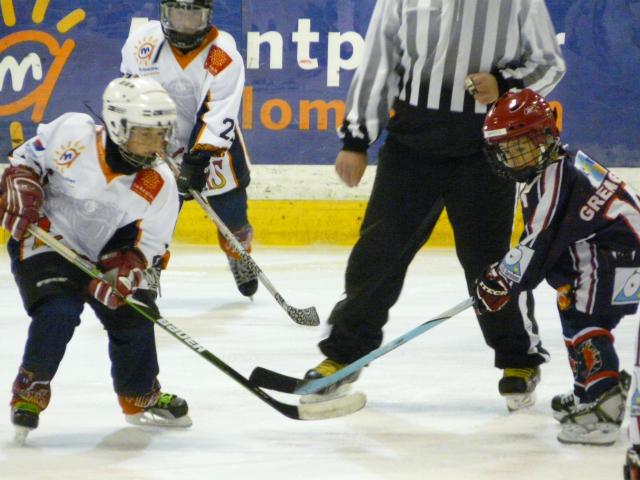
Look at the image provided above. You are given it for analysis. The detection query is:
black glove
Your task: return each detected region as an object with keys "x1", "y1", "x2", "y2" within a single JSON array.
[
  {"x1": 474, "y1": 265, "x2": 511, "y2": 315},
  {"x1": 176, "y1": 151, "x2": 210, "y2": 199}
]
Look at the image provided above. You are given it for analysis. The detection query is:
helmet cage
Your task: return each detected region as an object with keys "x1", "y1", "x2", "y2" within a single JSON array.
[
  {"x1": 485, "y1": 129, "x2": 560, "y2": 182},
  {"x1": 161, "y1": 1, "x2": 212, "y2": 50}
]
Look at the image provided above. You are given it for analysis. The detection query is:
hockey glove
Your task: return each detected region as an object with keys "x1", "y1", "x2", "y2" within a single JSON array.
[
  {"x1": 474, "y1": 265, "x2": 511, "y2": 315},
  {"x1": 89, "y1": 248, "x2": 147, "y2": 309},
  {"x1": 0, "y1": 166, "x2": 44, "y2": 240},
  {"x1": 176, "y1": 151, "x2": 211, "y2": 199}
]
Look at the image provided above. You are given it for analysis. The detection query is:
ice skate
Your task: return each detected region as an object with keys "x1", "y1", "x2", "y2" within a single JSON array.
[
  {"x1": 228, "y1": 255, "x2": 258, "y2": 299},
  {"x1": 552, "y1": 370, "x2": 631, "y2": 423},
  {"x1": 499, "y1": 367, "x2": 540, "y2": 412},
  {"x1": 123, "y1": 393, "x2": 192, "y2": 428},
  {"x1": 300, "y1": 358, "x2": 362, "y2": 404},
  {"x1": 11, "y1": 400, "x2": 40, "y2": 446},
  {"x1": 557, "y1": 382, "x2": 627, "y2": 445}
]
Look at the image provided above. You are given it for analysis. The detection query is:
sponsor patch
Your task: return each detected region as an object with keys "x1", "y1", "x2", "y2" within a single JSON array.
[
  {"x1": 498, "y1": 245, "x2": 535, "y2": 283},
  {"x1": 574, "y1": 151, "x2": 608, "y2": 188},
  {"x1": 204, "y1": 45, "x2": 232, "y2": 76},
  {"x1": 611, "y1": 267, "x2": 640, "y2": 305},
  {"x1": 131, "y1": 169, "x2": 164, "y2": 203}
]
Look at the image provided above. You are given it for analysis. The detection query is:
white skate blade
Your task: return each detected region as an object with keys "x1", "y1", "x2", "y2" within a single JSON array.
[
  {"x1": 298, "y1": 391, "x2": 367, "y2": 420},
  {"x1": 125, "y1": 411, "x2": 193, "y2": 428},
  {"x1": 557, "y1": 422, "x2": 620, "y2": 446},
  {"x1": 505, "y1": 392, "x2": 536, "y2": 412},
  {"x1": 13, "y1": 426, "x2": 31, "y2": 446}
]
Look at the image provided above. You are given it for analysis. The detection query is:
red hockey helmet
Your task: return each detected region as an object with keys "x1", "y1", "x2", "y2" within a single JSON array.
[{"x1": 483, "y1": 89, "x2": 561, "y2": 182}]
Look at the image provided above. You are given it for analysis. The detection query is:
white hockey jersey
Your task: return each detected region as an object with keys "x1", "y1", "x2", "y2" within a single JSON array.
[
  {"x1": 9, "y1": 113, "x2": 179, "y2": 265},
  {"x1": 120, "y1": 21, "x2": 244, "y2": 156}
]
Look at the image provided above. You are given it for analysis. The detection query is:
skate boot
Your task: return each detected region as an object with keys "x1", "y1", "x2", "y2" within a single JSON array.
[
  {"x1": 625, "y1": 446, "x2": 640, "y2": 480},
  {"x1": 219, "y1": 226, "x2": 258, "y2": 298},
  {"x1": 499, "y1": 367, "x2": 540, "y2": 412},
  {"x1": 10, "y1": 367, "x2": 51, "y2": 445},
  {"x1": 227, "y1": 256, "x2": 258, "y2": 298},
  {"x1": 552, "y1": 370, "x2": 631, "y2": 423},
  {"x1": 300, "y1": 358, "x2": 361, "y2": 404},
  {"x1": 121, "y1": 392, "x2": 192, "y2": 428},
  {"x1": 557, "y1": 382, "x2": 627, "y2": 445}
]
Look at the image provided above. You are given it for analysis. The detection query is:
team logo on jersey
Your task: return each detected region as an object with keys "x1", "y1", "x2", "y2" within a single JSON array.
[
  {"x1": 54, "y1": 141, "x2": 85, "y2": 171},
  {"x1": 579, "y1": 339, "x2": 602, "y2": 379},
  {"x1": 556, "y1": 284, "x2": 574, "y2": 311},
  {"x1": 498, "y1": 245, "x2": 534, "y2": 283},
  {"x1": 612, "y1": 267, "x2": 640, "y2": 305},
  {"x1": 135, "y1": 37, "x2": 158, "y2": 66},
  {"x1": 574, "y1": 151, "x2": 608, "y2": 188}
]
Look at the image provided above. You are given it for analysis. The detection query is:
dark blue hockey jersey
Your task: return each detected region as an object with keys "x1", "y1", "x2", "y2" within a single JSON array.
[{"x1": 497, "y1": 150, "x2": 640, "y2": 316}]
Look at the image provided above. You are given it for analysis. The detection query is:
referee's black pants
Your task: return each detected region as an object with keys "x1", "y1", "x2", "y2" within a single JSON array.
[{"x1": 319, "y1": 136, "x2": 549, "y2": 369}]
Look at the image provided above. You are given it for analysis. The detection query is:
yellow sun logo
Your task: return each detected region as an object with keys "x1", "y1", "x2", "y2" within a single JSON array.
[
  {"x1": 135, "y1": 36, "x2": 157, "y2": 65},
  {"x1": 54, "y1": 140, "x2": 85, "y2": 171},
  {"x1": 0, "y1": 0, "x2": 86, "y2": 148}
]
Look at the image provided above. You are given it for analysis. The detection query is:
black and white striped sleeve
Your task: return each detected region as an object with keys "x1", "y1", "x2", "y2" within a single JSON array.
[
  {"x1": 497, "y1": 0, "x2": 566, "y2": 96},
  {"x1": 339, "y1": 0, "x2": 402, "y2": 152}
]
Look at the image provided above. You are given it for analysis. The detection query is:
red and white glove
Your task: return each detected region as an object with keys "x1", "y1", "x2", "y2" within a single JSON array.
[
  {"x1": 89, "y1": 248, "x2": 147, "y2": 309},
  {"x1": 0, "y1": 166, "x2": 44, "y2": 240},
  {"x1": 474, "y1": 265, "x2": 511, "y2": 315}
]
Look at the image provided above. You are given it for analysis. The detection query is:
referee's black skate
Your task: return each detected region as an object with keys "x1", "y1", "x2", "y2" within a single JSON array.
[
  {"x1": 301, "y1": 358, "x2": 362, "y2": 404},
  {"x1": 499, "y1": 367, "x2": 540, "y2": 412}
]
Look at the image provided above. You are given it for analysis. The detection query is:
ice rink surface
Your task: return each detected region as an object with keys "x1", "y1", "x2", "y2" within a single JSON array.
[{"x1": 0, "y1": 245, "x2": 635, "y2": 480}]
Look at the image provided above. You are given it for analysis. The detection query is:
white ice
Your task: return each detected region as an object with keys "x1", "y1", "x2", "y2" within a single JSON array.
[{"x1": 0, "y1": 245, "x2": 635, "y2": 480}]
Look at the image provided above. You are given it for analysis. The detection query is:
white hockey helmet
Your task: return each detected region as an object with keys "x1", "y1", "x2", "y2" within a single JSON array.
[{"x1": 102, "y1": 77, "x2": 177, "y2": 168}]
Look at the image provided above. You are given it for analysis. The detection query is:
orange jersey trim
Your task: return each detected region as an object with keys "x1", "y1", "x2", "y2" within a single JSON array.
[
  {"x1": 170, "y1": 27, "x2": 219, "y2": 70},
  {"x1": 96, "y1": 128, "x2": 124, "y2": 184}
]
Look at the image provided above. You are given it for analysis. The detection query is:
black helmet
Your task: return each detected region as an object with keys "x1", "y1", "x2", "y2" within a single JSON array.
[{"x1": 160, "y1": 0, "x2": 213, "y2": 51}]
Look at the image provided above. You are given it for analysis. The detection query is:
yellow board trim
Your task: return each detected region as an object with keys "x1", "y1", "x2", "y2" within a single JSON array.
[{"x1": 173, "y1": 200, "x2": 525, "y2": 247}]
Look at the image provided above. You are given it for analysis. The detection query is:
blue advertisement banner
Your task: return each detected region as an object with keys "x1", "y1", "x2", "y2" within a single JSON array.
[{"x1": 1, "y1": 1, "x2": 639, "y2": 165}]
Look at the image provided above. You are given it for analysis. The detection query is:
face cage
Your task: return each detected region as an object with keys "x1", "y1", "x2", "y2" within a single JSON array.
[
  {"x1": 484, "y1": 133, "x2": 561, "y2": 183},
  {"x1": 161, "y1": 3, "x2": 211, "y2": 50},
  {"x1": 118, "y1": 122, "x2": 174, "y2": 169}
]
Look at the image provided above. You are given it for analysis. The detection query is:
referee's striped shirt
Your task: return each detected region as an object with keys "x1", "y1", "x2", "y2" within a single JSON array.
[{"x1": 341, "y1": 0, "x2": 566, "y2": 152}]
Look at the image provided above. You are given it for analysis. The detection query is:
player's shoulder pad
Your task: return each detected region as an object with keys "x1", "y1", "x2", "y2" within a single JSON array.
[
  {"x1": 204, "y1": 29, "x2": 240, "y2": 76},
  {"x1": 126, "y1": 19, "x2": 162, "y2": 42},
  {"x1": 39, "y1": 112, "x2": 96, "y2": 142}
]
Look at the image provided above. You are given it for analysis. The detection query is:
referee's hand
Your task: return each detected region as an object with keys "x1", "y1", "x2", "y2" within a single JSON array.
[
  {"x1": 336, "y1": 150, "x2": 367, "y2": 187},
  {"x1": 465, "y1": 73, "x2": 499, "y2": 105}
]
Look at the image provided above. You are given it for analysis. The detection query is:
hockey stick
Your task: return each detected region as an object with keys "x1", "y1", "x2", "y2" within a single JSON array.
[
  {"x1": 249, "y1": 297, "x2": 474, "y2": 394},
  {"x1": 162, "y1": 155, "x2": 319, "y2": 327},
  {"x1": 26, "y1": 225, "x2": 364, "y2": 420}
]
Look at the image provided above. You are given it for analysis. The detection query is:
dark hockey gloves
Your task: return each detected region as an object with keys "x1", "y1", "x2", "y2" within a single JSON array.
[
  {"x1": 89, "y1": 248, "x2": 147, "y2": 309},
  {"x1": 0, "y1": 166, "x2": 44, "y2": 240},
  {"x1": 474, "y1": 265, "x2": 511, "y2": 315},
  {"x1": 176, "y1": 151, "x2": 211, "y2": 199}
]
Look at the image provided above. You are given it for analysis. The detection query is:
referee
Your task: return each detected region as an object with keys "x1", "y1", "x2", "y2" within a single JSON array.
[{"x1": 306, "y1": 0, "x2": 566, "y2": 410}]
